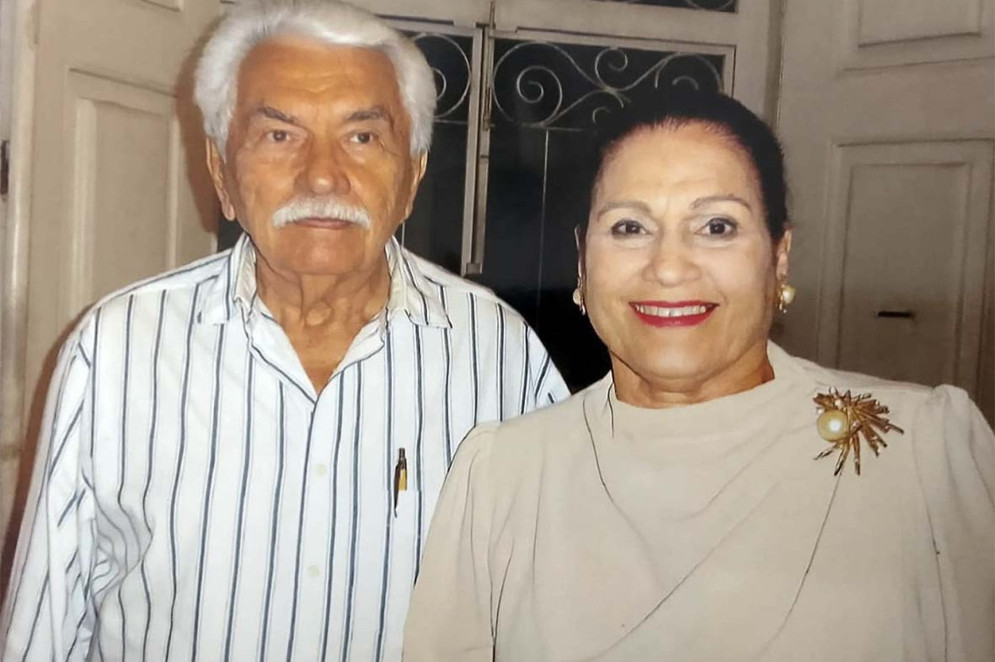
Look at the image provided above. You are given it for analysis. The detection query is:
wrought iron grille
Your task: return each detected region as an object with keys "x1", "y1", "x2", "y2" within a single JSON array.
[
  {"x1": 491, "y1": 40, "x2": 724, "y2": 130},
  {"x1": 592, "y1": 0, "x2": 736, "y2": 12},
  {"x1": 409, "y1": 32, "x2": 474, "y2": 123}
]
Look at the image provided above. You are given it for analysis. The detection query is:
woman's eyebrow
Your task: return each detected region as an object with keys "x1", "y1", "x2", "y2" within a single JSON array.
[
  {"x1": 691, "y1": 194, "x2": 753, "y2": 211},
  {"x1": 596, "y1": 200, "x2": 652, "y2": 216}
]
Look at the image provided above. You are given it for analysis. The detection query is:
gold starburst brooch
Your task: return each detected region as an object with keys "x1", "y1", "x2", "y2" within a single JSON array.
[{"x1": 813, "y1": 389, "x2": 904, "y2": 476}]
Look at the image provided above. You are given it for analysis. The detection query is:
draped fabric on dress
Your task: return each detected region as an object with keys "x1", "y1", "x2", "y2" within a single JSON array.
[{"x1": 404, "y1": 344, "x2": 995, "y2": 662}]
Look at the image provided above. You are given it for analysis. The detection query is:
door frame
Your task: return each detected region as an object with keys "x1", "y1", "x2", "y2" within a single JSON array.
[
  {"x1": 0, "y1": 0, "x2": 38, "y2": 589},
  {"x1": 0, "y1": 0, "x2": 37, "y2": 491}
]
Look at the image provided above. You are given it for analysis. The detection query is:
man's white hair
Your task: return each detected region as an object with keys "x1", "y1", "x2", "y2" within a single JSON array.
[{"x1": 194, "y1": 0, "x2": 436, "y2": 156}]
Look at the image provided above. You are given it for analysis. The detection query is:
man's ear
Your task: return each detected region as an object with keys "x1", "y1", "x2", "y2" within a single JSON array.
[
  {"x1": 205, "y1": 138, "x2": 237, "y2": 221},
  {"x1": 775, "y1": 227, "x2": 793, "y2": 282},
  {"x1": 402, "y1": 151, "x2": 429, "y2": 219}
]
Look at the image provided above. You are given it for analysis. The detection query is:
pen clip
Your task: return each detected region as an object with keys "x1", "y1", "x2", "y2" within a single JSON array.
[{"x1": 392, "y1": 448, "x2": 407, "y2": 517}]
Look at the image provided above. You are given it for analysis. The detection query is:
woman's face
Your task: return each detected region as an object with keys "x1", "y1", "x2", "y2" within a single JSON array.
[{"x1": 582, "y1": 122, "x2": 791, "y2": 405}]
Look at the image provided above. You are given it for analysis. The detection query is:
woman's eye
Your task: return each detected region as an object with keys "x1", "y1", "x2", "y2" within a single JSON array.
[
  {"x1": 610, "y1": 219, "x2": 645, "y2": 236},
  {"x1": 700, "y1": 217, "x2": 737, "y2": 237},
  {"x1": 351, "y1": 132, "x2": 374, "y2": 145},
  {"x1": 268, "y1": 129, "x2": 290, "y2": 143}
]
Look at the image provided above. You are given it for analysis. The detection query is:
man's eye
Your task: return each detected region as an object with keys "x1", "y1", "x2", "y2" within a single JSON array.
[
  {"x1": 700, "y1": 218, "x2": 737, "y2": 236},
  {"x1": 351, "y1": 132, "x2": 374, "y2": 145},
  {"x1": 610, "y1": 219, "x2": 645, "y2": 236},
  {"x1": 268, "y1": 130, "x2": 290, "y2": 143}
]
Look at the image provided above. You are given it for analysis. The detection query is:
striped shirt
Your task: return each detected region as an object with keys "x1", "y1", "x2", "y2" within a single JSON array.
[{"x1": 1, "y1": 234, "x2": 568, "y2": 662}]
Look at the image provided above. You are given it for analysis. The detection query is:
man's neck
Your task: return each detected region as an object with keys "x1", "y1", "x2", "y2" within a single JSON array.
[{"x1": 255, "y1": 255, "x2": 392, "y2": 393}]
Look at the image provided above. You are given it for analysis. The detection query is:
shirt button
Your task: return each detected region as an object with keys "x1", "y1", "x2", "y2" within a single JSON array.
[
  {"x1": 308, "y1": 565, "x2": 320, "y2": 578},
  {"x1": 315, "y1": 464, "x2": 328, "y2": 476}
]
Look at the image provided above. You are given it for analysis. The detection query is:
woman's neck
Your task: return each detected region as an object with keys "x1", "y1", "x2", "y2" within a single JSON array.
[{"x1": 612, "y1": 346, "x2": 775, "y2": 409}]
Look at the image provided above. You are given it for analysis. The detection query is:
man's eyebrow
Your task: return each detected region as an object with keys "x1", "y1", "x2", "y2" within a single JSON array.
[
  {"x1": 346, "y1": 106, "x2": 390, "y2": 123},
  {"x1": 691, "y1": 194, "x2": 753, "y2": 211},
  {"x1": 254, "y1": 105, "x2": 301, "y2": 126}
]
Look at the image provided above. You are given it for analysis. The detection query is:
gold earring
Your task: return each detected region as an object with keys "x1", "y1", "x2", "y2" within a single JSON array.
[
  {"x1": 572, "y1": 280, "x2": 586, "y2": 316},
  {"x1": 777, "y1": 283, "x2": 796, "y2": 314}
]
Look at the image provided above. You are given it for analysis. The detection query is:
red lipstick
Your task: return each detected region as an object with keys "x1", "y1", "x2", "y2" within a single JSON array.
[{"x1": 629, "y1": 301, "x2": 717, "y2": 327}]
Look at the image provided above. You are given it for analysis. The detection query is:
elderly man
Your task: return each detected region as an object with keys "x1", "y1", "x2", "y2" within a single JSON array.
[{"x1": 0, "y1": 2, "x2": 567, "y2": 660}]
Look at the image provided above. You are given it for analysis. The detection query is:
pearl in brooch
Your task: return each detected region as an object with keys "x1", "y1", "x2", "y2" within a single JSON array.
[
  {"x1": 813, "y1": 389, "x2": 904, "y2": 476},
  {"x1": 816, "y1": 409, "x2": 849, "y2": 441}
]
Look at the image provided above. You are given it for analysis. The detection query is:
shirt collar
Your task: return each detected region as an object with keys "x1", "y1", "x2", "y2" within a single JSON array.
[
  {"x1": 198, "y1": 233, "x2": 451, "y2": 329},
  {"x1": 383, "y1": 237, "x2": 452, "y2": 328}
]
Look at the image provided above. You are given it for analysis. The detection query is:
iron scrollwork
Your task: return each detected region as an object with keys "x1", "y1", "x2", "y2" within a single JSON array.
[
  {"x1": 408, "y1": 32, "x2": 473, "y2": 122},
  {"x1": 491, "y1": 41, "x2": 723, "y2": 130}
]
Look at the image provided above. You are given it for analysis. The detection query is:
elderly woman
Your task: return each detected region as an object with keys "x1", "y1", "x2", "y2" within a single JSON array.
[{"x1": 403, "y1": 92, "x2": 994, "y2": 661}]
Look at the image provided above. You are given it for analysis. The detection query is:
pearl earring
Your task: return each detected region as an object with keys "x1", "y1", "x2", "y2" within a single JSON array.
[
  {"x1": 572, "y1": 280, "x2": 586, "y2": 316},
  {"x1": 777, "y1": 283, "x2": 796, "y2": 314}
]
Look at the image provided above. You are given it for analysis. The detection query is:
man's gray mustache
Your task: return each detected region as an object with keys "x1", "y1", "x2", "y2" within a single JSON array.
[{"x1": 271, "y1": 197, "x2": 372, "y2": 229}]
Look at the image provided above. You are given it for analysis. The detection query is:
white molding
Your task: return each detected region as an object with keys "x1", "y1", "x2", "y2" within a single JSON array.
[{"x1": 0, "y1": 0, "x2": 38, "y2": 567}]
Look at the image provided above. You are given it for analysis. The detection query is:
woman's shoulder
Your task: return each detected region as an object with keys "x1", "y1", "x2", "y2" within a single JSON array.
[
  {"x1": 453, "y1": 377, "x2": 608, "y2": 471},
  {"x1": 778, "y1": 346, "x2": 945, "y2": 411},
  {"x1": 776, "y1": 345, "x2": 992, "y2": 461},
  {"x1": 499, "y1": 380, "x2": 599, "y2": 432}
]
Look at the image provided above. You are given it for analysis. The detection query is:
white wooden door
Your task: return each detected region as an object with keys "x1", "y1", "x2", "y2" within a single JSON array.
[
  {"x1": 776, "y1": 0, "x2": 995, "y2": 422},
  {"x1": 0, "y1": 0, "x2": 219, "y2": 578}
]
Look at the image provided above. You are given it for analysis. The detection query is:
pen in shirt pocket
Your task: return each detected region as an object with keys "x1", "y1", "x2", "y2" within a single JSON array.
[{"x1": 393, "y1": 448, "x2": 407, "y2": 517}]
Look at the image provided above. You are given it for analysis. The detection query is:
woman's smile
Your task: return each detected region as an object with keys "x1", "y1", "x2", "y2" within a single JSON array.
[{"x1": 629, "y1": 301, "x2": 718, "y2": 327}]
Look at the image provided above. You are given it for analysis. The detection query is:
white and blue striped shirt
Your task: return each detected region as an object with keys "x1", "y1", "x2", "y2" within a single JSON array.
[{"x1": 1, "y1": 234, "x2": 568, "y2": 662}]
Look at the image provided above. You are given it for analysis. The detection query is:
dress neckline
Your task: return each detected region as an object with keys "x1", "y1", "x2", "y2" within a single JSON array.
[{"x1": 586, "y1": 343, "x2": 813, "y2": 442}]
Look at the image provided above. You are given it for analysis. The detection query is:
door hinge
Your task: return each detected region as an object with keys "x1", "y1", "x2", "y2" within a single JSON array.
[{"x1": 1, "y1": 140, "x2": 10, "y2": 197}]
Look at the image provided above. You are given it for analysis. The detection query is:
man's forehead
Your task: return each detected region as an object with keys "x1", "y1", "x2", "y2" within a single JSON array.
[{"x1": 237, "y1": 36, "x2": 402, "y2": 105}]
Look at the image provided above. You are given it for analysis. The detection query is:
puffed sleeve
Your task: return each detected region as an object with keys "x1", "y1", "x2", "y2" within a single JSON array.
[
  {"x1": 404, "y1": 424, "x2": 498, "y2": 661},
  {"x1": 911, "y1": 385, "x2": 995, "y2": 662}
]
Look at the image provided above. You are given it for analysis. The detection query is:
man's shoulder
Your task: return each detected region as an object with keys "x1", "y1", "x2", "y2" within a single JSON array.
[
  {"x1": 72, "y1": 250, "x2": 232, "y2": 340},
  {"x1": 404, "y1": 250, "x2": 530, "y2": 328},
  {"x1": 93, "y1": 250, "x2": 230, "y2": 311}
]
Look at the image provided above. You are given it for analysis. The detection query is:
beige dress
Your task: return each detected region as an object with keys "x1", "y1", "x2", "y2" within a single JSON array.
[{"x1": 403, "y1": 344, "x2": 995, "y2": 662}]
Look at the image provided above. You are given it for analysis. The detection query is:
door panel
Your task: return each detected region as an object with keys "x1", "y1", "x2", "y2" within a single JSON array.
[
  {"x1": 826, "y1": 141, "x2": 992, "y2": 388},
  {"x1": 777, "y1": 0, "x2": 994, "y2": 420},
  {"x1": 841, "y1": 0, "x2": 992, "y2": 67},
  {"x1": 67, "y1": 71, "x2": 185, "y2": 311}
]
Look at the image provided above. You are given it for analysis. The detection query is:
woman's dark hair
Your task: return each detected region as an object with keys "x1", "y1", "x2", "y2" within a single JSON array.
[{"x1": 586, "y1": 91, "x2": 789, "y2": 241}]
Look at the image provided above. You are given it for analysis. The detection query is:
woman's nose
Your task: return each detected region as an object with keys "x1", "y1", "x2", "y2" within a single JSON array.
[{"x1": 646, "y1": 236, "x2": 701, "y2": 286}]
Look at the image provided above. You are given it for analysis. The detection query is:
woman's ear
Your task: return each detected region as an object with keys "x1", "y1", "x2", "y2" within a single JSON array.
[
  {"x1": 574, "y1": 224, "x2": 587, "y2": 282},
  {"x1": 775, "y1": 227, "x2": 793, "y2": 282}
]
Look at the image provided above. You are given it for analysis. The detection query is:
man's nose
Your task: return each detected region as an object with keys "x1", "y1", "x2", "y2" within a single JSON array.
[{"x1": 303, "y1": 143, "x2": 351, "y2": 196}]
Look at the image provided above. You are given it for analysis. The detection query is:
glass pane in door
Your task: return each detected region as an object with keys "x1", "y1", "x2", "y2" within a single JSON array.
[
  {"x1": 399, "y1": 31, "x2": 475, "y2": 274},
  {"x1": 476, "y1": 38, "x2": 724, "y2": 389}
]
